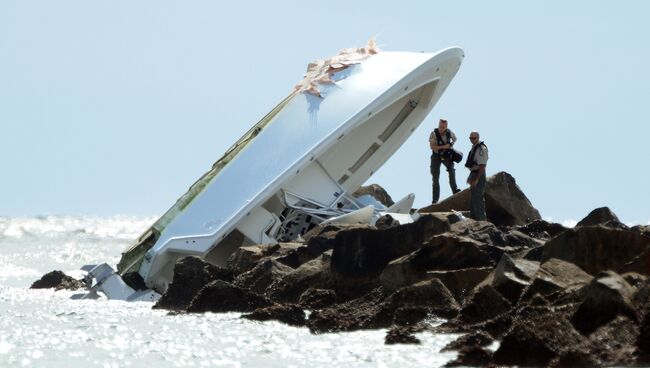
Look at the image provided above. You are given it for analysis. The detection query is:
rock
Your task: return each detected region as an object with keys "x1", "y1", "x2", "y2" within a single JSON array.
[
  {"x1": 492, "y1": 312, "x2": 587, "y2": 367},
  {"x1": 309, "y1": 279, "x2": 459, "y2": 334},
  {"x1": 427, "y1": 267, "x2": 493, "y2": 303},
  {"x1": 634, "y1": 278, "x2": 650, "y2": 308},
  {"x1": 541, "y1": 226, "x2": 650, "y2": 275},
  {"x1": 154, "y1": 256, "x2": 233, "y2": 311},
  {"x1": 352, "y1": 183, "x2": 394, "y2": 207},
  {"x1": 419, "y1": 171, "x2": 541, "y2": 226},
  {"x1": 227, "y1": 243, "x2": 301, "y2": 276},
  {"x1": 522, "y1": 245, "x2": 544, "y2": 261},
  {"x1": 307, "y1": 288, "x2": 389, "y2": 333},
  {"x1": 186, "y1": 280, "x2": 273, "y2": 313},
  {"x1": 374, "y1": 214, "x2": 399, "y2": 230},
  {"x1": 379, "y1": 234, "x2": 500, "y2": 293},
  {"x1": 330, "y1": 214, "x2": 451, "y2": 299},
  {"x1": 266, "y1": 252, "x2": 332, "y2": 303},
  {"x1": 233, "y1": 259, "x2": 294, "y2": 294},
  {"x1": 458, "y1": 284, "x2": 512, "y2": 325},
  {"x1": 30, "y1": 270, "x2": 84, "y2": 290},
  {"x1": 478, "y1": 254, "x2": 539, "y2": 304},
  {"x1": 444, "y1": 345, "x2": 492, "y2": 367},
  {"x1": 241, "y1": 304, "x2": 306, "y2": 327},
  {"x1": 122, "y1": 272, "x2": 147, "y2": 291},
  {"x1": 274, "y1": 225, "x2": 349, "y2": 269},
  {"x1": 571, "y1": 271, "x2": 638, "y2": 334},
  {"x1": 516, "y1": 219, "x2": 567, "y2": 240},
  {"x1": 298, "y1": 288, "x2": 336, "y2": 309},
  {"x1": 442, "y1": 331, "x2": 494, "y2": 352},
  {"x1": 638, "y1": 301, "x2": 650, "y2": 363},
  {"x1": 521, "y1": 258, "x2": 593, "y2": 301},
  {"x1": 576, "y1": 206, "x2": 622, "y2": 227},
  {"x1": 384, "y1": 279, "x2": 460, "y2": 320},
  {"x1": 622, "y1": 272, "x2": 647, "y2": 288},
  {"x1": 619, "y1": 247, "x2": 650, "y2": 276},
  {"x1": 587, "y1": 316, "x2": 639, "y2": 367},
  {"x1": 633, "y1": 225, "x2": 650, "y2": 237},
  {"x1": 384, "y1": 325, "x2": 421, "y2": 345},
  {"x1": 547, "y1": 349, "x2": 601, "y2": 368},
  {"x1": 393, "y1": 306, "x2": 429, "y2": 326},
  {"x1": 467, "y1": 312, "x2": 514, "y2": 339},
  {"x1": 450, "y1": 220, "x2": 507, "y2": 246}
]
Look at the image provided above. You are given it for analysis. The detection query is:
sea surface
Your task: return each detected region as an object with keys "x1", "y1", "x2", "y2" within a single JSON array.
[{"x1": 0, "y1": 215, "x2": 463, "y2": 367}]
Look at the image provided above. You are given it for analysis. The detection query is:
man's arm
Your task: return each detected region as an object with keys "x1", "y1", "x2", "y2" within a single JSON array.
[{"x1": 470, "y1": 164, "x2": 486, "y2": 187}]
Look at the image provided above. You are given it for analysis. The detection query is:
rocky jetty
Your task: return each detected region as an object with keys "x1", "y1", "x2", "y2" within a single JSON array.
[
  {"x1": 33, "y1": 173, "x2": 650, "y2": 367},
  {"x1": 30, "y1": 270, "x2": 84, "y2": 290}
]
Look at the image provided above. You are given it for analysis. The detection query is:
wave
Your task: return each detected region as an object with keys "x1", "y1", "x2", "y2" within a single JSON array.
[{"x1": 0, "y1": 215, "x2": 157, "y2": 240}]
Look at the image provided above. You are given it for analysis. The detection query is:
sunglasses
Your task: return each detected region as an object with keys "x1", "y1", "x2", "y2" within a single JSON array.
[{"x1": 469, "y1": 136, "x2": 478, "y2": 140}]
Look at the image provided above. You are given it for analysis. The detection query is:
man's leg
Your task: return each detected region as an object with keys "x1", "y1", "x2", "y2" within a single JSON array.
[
  {"x1": 430, "y1": 155, "x2": 441, "y2": 203},
  {"x1": 470, "y1": 171, "x2": 487, "y2": 220},
  {"x1": 444, "y1": 160, "x2": 460, "y2": 194}
]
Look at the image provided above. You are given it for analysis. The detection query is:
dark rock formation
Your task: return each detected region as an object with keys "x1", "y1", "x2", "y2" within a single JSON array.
[
  {"x1": 570, "y1": 271, "x2": 638, "y2": 334},
  {"x1": 458, "y1": 284, "x2": 512, "y2": 324},
  {"x1": 379, "y1": 234, "x2": 500, "y2": 293},
  {"x1": 441, "y1": 331, "x2": 494, "y2": 352},
  {"x1": 521, "y1": 258, "x2": 592, "y2": 301},
  {"x1": 419, "y1": 171, "x2": 541, "y2": 226},
  {"x1": 384, "y1": 325, "x2": 421, "y2": 345},
  {"x1": 542, "y1": 225, "x2": 650, "y2": 275},
  {"x1": 227, "y1": 243, "x2": 301, "y2": 276},
  {"x1": 352, "y1": 183, "x2": 394, "y2": 207},
  {"x1": 444, "y1": 345, "x2": 492, "y2": 367},
  {"x1": 587, "y1": 316, "x2": 639, "y2": 367},
  {"x1": 427, "y1": 267, "x2": 493, "y2": 303},
  {"x1": 374, "y1": 214, "x2": 399, "y2": 230},
  {"x1": 492, "y1": 311, "x2": 587, "y2": 367},
  {"x1": 154, "y1": 256, "x2": 233, "y2": 310},
  {"x1": 330, "y1": 214, "x2": 451, "y2": 299},
  {"x1": 451, "y1": 219, "x2": 543, "y2": 249},
  {"x1": 308, "y1": 280, "x2": 458, "y2": 334},
  {"x1": 233, "y1": 259, "x2": 293, "y2": 294},
  {"x1": 384, "y1": 279, "x2": 460, "y2": 320},
  {"x1": 122, "y1": 272, "x2": 147, "y2": 291},
  {"x1": 478, "y1": 254, "x2": 539, "y2": 304},
  {"x1": 30, "y1": 270, "x2": 84, "y2": 290},
  {"x1": 522, "y1": 245, "x2": 545, "y2": 261},
  {"x1": 393, "y1": 306, "x2": 429, "y2": 326},
  {"x1": 307, "y1": 288, "x2": 389, "y2": 333},
  {"x1": 241, "y1": 304, "x2": 306, "y2": 327},
  {"x1": 298, "y1": 288, "x2": 336, "y2": 310},
  {"x1": 576, "y1": 206, "x2": 622, "y2": 227},
  {"x1": 638, "y1": 300, "x2": 650, "y2": 363},
  {"x1": 547, "y1": 349, "x2": 601, "y2": 368},
  {"x1": 516, "y1": 219, "x2": 567, "y2": 240},
  {"x1": 266, "y1": 252, "x2": 332, "y2": 303},
  {"x1": 619, "y1": 247, "x2": 650, "y2": 276},
  {"x1": 186, "y1": 280, "x2": 273, "y2": 313}
]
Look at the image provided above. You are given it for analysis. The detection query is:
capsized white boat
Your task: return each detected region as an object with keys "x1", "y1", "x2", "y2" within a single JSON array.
[{"x1": 80, "y1": 43, "x2": 464, "y2": 301}]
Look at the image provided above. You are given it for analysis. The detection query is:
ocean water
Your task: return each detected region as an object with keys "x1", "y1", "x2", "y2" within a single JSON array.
[{"x1": 0, "y1": 215, "x2": 461, "y2": 367}]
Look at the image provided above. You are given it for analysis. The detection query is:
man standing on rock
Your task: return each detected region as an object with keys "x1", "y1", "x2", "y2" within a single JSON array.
[
  {"x1": 465, "y1": 131, "x2": 488, "y2": 220},
  {"x1": 429, "y1": 118, "x2": 460, "y2": 204}
]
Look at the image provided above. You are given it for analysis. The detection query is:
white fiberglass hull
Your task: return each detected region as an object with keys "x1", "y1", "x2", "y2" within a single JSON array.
[{"x1": 118, "y1": 48, "x2": 464, "y2": 295}]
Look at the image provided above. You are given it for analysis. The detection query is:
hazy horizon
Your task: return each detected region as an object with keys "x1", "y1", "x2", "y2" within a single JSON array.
[{"x1": 2, "y1": 1, "x2": 649, "y2": 225}]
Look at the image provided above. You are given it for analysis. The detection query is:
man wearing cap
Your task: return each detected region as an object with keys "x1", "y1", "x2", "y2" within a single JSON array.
[
  {"x1": 429, "y1": 119, "x2": 460, "y2": 204},
  {"x1": 465, "y1": 131, "x2": 489, "y2": 220}
]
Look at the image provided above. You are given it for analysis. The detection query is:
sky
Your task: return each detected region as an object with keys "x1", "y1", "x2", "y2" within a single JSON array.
[{"x1": 1, "y1": 1, "x2": 649, "y2": 225}]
